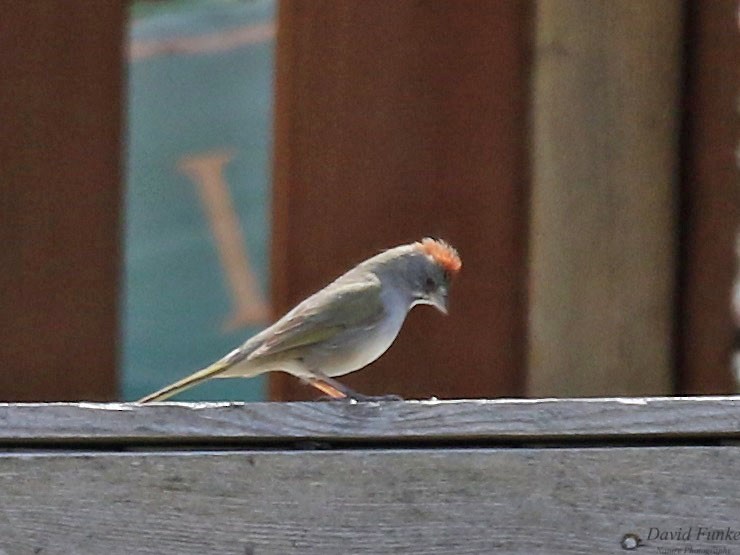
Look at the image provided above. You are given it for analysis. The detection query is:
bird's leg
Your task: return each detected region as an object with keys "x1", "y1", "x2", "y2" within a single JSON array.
[
  {"x1": 308, "y1": 371, "x2": 403, "y2": 402},
  {"x1": 307, "y1": 378, "x2": 348, "y2": 399}
]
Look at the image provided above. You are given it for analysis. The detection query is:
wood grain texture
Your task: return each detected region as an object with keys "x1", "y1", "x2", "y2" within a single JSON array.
[
  {"x1": 527, "y1": 0, "x2": 683, "y2": 396},
  {"x1": 678, "y1": 0, "x2": 739, "y2": 394},
  {"x1": 0, "y1": 447, "x2": 737, "y2": 554},
  {"x1": 0, "y1": 398, "x2": 738, "y2": 444},
  {"x1": 270, "y1": 1, "x2": 532, "y2": 401},
  {"x1": 0, "y1": 3, "x2": 124, "y2": 400}
]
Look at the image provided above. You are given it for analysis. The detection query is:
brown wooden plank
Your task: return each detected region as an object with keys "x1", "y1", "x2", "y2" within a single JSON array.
[
  {"x1": 527, "y1": 0, "x2": 684, "y2": 396},
  {"x1": 0, "y1": 3, "x2": 125, "y2": 400},
  {"x1": 0, "y1": 397, "x2": 737, "y2": 444},
  {"x1": 0, "y1": 447, "x2": 737, "y2": 554},
  {"x1": 270, "y1": 1, "x2": 532, "y2": 400},
  {"x1": 678, "y1": 0, "x2": 739, "y2": 394}
]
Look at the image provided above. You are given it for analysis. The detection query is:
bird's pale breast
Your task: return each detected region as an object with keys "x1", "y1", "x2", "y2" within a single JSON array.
[{"x1": 313, "y1": 288, "x2": 409, "y2": 377}]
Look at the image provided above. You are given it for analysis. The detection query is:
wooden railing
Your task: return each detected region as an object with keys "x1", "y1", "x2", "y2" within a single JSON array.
[{"x1": 0, "y1": 397, "x2": 738, "y2": 554}]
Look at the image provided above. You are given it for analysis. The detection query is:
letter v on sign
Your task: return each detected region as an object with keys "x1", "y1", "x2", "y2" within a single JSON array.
[{"x1": 178, "y1": 150, "x2": 270, "y2": 331}]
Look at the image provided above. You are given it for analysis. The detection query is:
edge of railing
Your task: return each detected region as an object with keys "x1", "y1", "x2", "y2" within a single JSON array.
[{"x1": 0, "y1": 396, "x2": 738, "y2": 446}]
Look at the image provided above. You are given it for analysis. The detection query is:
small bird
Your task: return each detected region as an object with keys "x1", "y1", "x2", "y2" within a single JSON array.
[{"x1": 137, "y1": 238, "x2": 461, "y2": 402}]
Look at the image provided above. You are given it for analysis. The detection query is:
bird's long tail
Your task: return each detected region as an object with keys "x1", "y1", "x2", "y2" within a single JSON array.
[{"x1": 137, "y1": 350, "x2": 243, "y2": 403}]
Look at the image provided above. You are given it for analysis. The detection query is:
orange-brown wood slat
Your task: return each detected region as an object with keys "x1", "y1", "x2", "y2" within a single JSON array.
[
  {"x1": 678, "y1": 0, "x2": 740, "y2": 394},
  {"x1": 678, "y1": 0, "x2": 739, "y2": 394},
  {"x1": 269, "y1": 1, "x2": 532, "y2": 400},
  {"x1": 0, "y1": 3, "x2": 125, "y2": 400}
]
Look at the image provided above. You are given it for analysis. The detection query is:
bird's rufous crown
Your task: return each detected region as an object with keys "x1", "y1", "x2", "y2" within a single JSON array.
[{"x1": 416, "y1": 238, "x2": 461, "y2": 275}]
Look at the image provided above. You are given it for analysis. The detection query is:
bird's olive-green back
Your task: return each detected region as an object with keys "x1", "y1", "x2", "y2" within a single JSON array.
[{"x1": 247, "y1": 277, "x2": 385, "y2": 361}]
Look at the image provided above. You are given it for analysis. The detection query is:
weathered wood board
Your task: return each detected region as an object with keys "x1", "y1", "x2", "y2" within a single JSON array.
[
  {"x1": 0, "y1": 397, "x2": 738, "y2": 444},
  {"x1": 0, "y1": 398, "x2": 737, "y2": 554},
  {"x1": 0, "y1": 448, "x2": 738, "y2": 555}
]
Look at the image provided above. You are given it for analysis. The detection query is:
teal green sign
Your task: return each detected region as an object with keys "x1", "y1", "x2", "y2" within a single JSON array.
[{"x1": 122, "y1": 0, "x2": 275, "y2": 401}]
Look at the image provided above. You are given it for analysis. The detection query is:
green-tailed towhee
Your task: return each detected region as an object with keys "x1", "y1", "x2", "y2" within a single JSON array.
[{"x1": 138, "y1": 238, "x2": 461, "y2": 402}]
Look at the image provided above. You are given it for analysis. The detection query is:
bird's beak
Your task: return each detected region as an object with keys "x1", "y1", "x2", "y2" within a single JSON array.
[{"x1": 429, "y1": 288, "x2": 449, "y2": 315}]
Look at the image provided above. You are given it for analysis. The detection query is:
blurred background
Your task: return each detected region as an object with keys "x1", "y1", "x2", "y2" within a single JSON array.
[{"x1": 0, "y1": 0, "x2": 737, "y2": 402}]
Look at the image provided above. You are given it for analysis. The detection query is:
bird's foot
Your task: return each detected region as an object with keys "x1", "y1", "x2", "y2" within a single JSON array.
[
  {"x1": 314, "y1": 395, "x2": 345, "y2": 402},
  {"x1": 314, "y1": 393, "x2": 403, "y2": 402},
  {"x1": 349, "y1": 393, "x2": 404, "y2": 402}
]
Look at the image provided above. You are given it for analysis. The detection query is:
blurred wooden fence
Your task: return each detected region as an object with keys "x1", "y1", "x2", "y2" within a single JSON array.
[{"x1": 0, "y1": 1, "x2": 737, "y2": 401}]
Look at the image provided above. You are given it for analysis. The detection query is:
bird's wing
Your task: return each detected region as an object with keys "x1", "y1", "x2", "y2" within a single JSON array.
[{"x1": 247, "y1": 277, "x2": 385, "y2": 361}]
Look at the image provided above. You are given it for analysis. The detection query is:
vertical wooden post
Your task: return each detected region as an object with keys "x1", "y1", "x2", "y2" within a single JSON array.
[
  {"x1": 0, "y1": 4, "x2": 125, "y2": 400},
  {"x1": 527, "y1": 1, "x2": 684, "y2": 396},
  {"x1": 271, "y1": 1, "x2": 532, "y2": 400},
  {"x1": 678, "y1": 0, "x2": 739, "y2": 394}
]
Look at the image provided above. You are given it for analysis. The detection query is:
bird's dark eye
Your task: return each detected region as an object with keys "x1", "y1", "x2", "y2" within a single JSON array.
[{"x1": 425, "y1": 277, "x2": 436, "y2": 290}]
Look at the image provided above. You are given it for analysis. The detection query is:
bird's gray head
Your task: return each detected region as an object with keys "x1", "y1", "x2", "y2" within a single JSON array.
[{"x1": 368, "y1": 238, "x2": 462, "y2": 314}]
